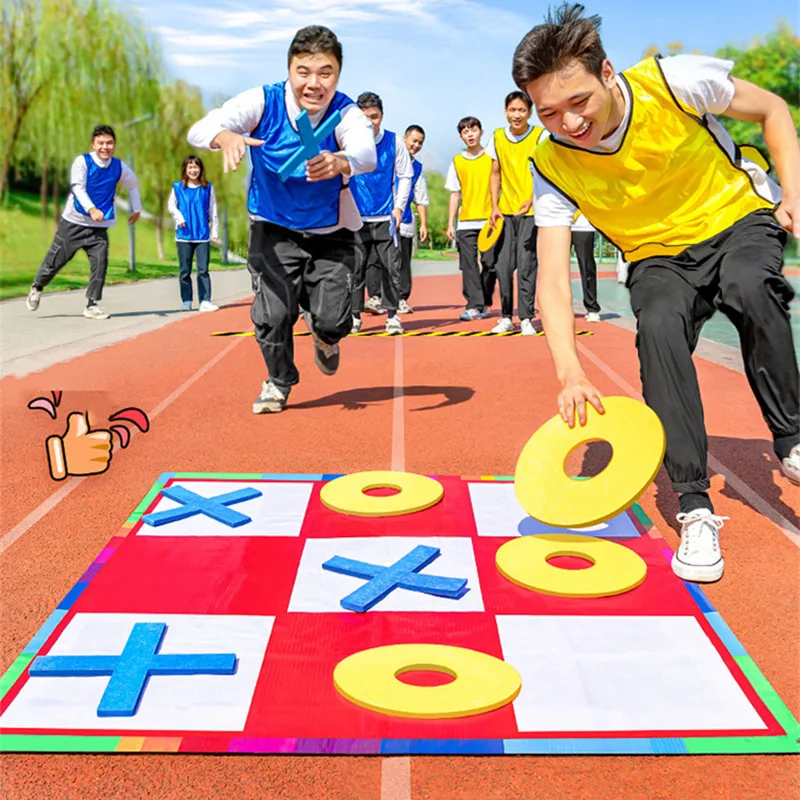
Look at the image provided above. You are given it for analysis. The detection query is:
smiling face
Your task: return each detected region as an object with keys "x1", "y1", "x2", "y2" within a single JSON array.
[
  {"x1": 362, "y1": 106, "x2": 383, "y2": 137},
  {"x1": 505, "y1": 98, "x2": 532, "y2": 135},
  {"x1": 186, "y1": 161, "x2": 201, "y2": 181},
  {"x1": 404, "y1": 129, "x2": 425, "y2": 156},
  {"x1": 288, "y1": 52, "x2": 341, "y2": 114},
  {"x1": 91, "y1": 134, "x2": 116, "y2": 160},
  {"x1": 459, "y1": 125, "x2": 482, "y2": 150},
  {"x1": 525, "y1": 58, "x2": 622, "y2": 149}
]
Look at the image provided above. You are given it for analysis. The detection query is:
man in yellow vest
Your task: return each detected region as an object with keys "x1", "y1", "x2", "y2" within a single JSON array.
[
  {"x1": 512, "y1": 4, "x2": 799, "y2": 583},
  {"x1": 446, "y1": 117, "x2": 495, "y2": 321},
  {"x1": 488, "y1": 91, "x2": 547, "y2": 335}
]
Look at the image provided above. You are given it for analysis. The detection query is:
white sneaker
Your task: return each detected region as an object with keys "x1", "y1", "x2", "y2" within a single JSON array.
[
  {"x1": 26, "y1": 286, "x2": 41, "y2": 311},
  {"x1": 491, "y1": 317, "x2": 514, "y2": 333},
  {"x1": 385, "y1": 316, "x2": 404, "y2": 335},
  {"x1": 199, "y1": 300, "x2": 219, "y2": 312},
  {"x1": 585, "y1": 311, "x2": 601, "y2": 323},
  {"x1": 671, "y1": 509, "x2": 726, "y2": 583},
  {"x1": 520, "y1": 319, "x2": 536, "y2": 336},
  {"x1": 351, "y1": 316, "x2": 362, "y2": 334},
  {"x1": 398, "y1": 299, "x2": 414, "y2": 314},
  {"x1": 252, "y1": 380, "x2": 289, "y2": 414},
  {"x1": 83, "y1": 305, "x2": 109, "y2": 320},
  {"x1": 780, "y1": 444, "x2": 800, "y2": 485}
]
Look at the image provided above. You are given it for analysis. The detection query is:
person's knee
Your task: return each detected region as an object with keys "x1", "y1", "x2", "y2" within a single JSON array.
[
  {"x1": 719, "y1": 269, "x2": 789, "y2": 314},
  {"x1": 635, "y1": 297, "x2": 688, "y2": 343}
]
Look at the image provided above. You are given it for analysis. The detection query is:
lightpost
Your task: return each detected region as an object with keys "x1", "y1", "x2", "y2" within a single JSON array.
[{"x1": 120, "y1": 113, "x2": 154, "y2": 271}]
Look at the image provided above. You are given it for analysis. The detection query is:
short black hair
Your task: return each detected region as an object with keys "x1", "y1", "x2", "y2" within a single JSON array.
[
  {"x1": 92, "y1": 125, "x2": 116, "y2": 141},
  {"x1": 457, "y1": 116, "x2": 482, "y2": 134},
  {"x1": 357, "y1": 92, "x2": 383, "y2": 113},
  {"x1": 512, "y1": 2, "x2": 605, "y2": 88},
  {"x1": 288, "y1": 25, "x2": 343, "y2": 69},
  {"x1": 405, "y1": 124, "x2": 425, "y2": 137},
  {"x1": 505, "y1": 90, "x2": 533, "y2": 110}
]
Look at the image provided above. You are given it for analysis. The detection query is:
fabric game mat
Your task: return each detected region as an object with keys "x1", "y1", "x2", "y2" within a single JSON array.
[{"x1": 1, "y1": 472, "x2": 797, "y2": 755}]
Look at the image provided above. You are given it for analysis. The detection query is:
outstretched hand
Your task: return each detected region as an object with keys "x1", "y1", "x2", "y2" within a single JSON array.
[
  {"x1": 557, "y1": 375, "x2": 605, "y2": 428},
  {"x1": 212, "y1": 130, "x2": 265, "y2": 173}
]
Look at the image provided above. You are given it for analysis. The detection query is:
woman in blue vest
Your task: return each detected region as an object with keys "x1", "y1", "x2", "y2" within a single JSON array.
[{"x1": 168, "y1": 155, "x2": 219, "y2": 312}]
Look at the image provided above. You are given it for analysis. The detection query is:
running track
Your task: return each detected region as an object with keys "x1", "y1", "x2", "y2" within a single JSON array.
[{"x1": 1, "y1": 273, "x2": 798, "y2": 799}]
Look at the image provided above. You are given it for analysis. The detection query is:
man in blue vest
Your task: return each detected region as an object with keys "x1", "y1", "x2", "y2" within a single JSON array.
[
  {"x1": 188, "y1": 26, "x2": 377, "y2": 413},
  {"x1": 397, "y1": 124, "x2": 430, "y2": 314},
  {"x1": 349, "y1": 92, "x2": 414, "y2": 334},
  {"x1": 27, "y1": 125, "x2": 141, "y2": 319}
]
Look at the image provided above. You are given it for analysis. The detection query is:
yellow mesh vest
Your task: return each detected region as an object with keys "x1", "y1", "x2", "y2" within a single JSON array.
[
  {"x1": 453, "y1": 153, "x2": 493, "y2": 222},
  {"x1": 494, "y1": 126, "x2": 544, "y2": 216},
  {"x1": 530, "y1": 57, "x2": 775, "y2": 261}
]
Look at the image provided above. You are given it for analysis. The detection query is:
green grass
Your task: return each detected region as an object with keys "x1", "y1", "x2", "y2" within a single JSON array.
[{"x1": 0, "y1": 191, "x2": 243, "y2": 300}]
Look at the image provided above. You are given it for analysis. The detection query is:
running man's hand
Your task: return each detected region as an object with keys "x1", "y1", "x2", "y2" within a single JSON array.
[
  {"x1": 306, "y1": 150, "x2": 347, "y2": 182},
  {"x1": 446, "y1": 223, "x2": 456, "y2": 241},
  {"x1": 89, "y1": 208, "x2": 104, "y2": 222},
  {"x1": 490, "y1": 209, "x2": 503, "y2": 229},
  {"x1": 419, "y1": 224, "x2": 428, "y2": 243},
  {"x1": 128, "y1": 212, "x2": 140, "y2": 224},
  {"x1": 392, "y1": 208, "x2": 402, "y2": 228},
  {"x1": 775, "y1": 194, "x2": 800, "y2": 238},
  {"x1": 211, "y1": 130, "x2": 264, "y2": 173},
  {"x1": 177, "y1": 221, "x2": 186, "y2": 228},
  {"x1": 515, "y1": 199, "x2": 533, "y2": 216},
  {"x1": 557, "y1": 374, "x2": 605, "y2": 428}
]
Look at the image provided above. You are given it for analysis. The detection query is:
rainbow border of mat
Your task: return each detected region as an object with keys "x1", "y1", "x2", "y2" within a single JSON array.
[{"x1": 1, "y1": 472, "x2": 798, "y2": 755}]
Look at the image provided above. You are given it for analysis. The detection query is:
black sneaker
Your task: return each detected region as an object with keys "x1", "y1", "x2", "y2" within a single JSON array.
[{"x1": 303, "y1": 311, "x2": 339, "y2": 375}]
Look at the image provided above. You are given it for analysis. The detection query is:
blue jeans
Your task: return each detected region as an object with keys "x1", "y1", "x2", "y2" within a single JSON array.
[{"x1": 177, "y1": 241, "x2": 210, "y2": 303}]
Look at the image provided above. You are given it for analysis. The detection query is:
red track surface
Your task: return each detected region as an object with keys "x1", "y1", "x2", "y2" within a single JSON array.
[{"x1": 1, "y1": 274, "x2": 798, "y2": 799}]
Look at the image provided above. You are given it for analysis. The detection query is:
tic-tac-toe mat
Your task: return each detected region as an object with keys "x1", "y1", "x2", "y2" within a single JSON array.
[{"x1": 1, "y1": 473, "x2": 797, "y2": 755}]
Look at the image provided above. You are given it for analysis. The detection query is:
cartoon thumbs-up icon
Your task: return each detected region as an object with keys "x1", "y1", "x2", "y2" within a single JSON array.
[{"x1": 46, "y1": 412, "x2": 113, "y2": 481}]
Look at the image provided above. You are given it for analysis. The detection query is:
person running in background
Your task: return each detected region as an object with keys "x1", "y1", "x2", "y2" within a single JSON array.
[
  {"x1": 187, "y1": 25, "x2": 376, "y2": 413},
  {"x1": 348, "y1": 91, "x2": 413, "y2": 335},
  {"x1": 487, "y1": 91, "x2": 546, "y2": 335},
  {"x1": 571, "y1": 212, "x2": 602, "y2": 323},
  {"x1": 168, "y1": 155, "x2": 219, "y2": 312},
  {"x1": 445, "y1": 117, "x2": 494, "y2": 321},
  {"x1": 27, "y1": 124, "x2": 141, "y2": 319},
  {"x1": 397, "y1": 124, "x2": 430, "y2": 314}
]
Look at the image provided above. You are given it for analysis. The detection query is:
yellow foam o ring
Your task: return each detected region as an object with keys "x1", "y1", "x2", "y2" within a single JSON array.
[
  {"x1": 477, "y1": 217, "x2": 503, "y2": 253},
  {"x1": 333, "y1": 644, "x2": 522, "y2": 718},
  {"x1": 496, "y1": 533, "x2": 647, "y2": 597},
  {"x1": 514, "y1": 395, "x2": 665, "y2": 528},
  {"x1": 320, "y1": 470, "x2": 444, "y2": 517}
]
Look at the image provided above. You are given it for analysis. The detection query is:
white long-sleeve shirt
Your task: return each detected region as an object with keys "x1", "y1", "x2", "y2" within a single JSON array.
[
  {"x1": 187, "y1": 82, "x2": 376, "y2": 234},
  {"x1": 167, "y1": 183, "x2": 219, "y2": 241},
  {"x1": 400, "y1": 163, "x2": 429, "y2": 238},
  {"x1": 360, "y1": 129, "x2": 413, "y2": 223},
  {"x1": 62, "y1": 152, "x2": 141, "y2": 228}
]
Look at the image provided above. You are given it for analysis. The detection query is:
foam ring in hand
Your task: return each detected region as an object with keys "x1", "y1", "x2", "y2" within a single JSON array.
[
  {"x1": 514, "y1": 396, "x2": 665, "y2": 528},
  {"x1": 496, "y1": 533, "x2": 647, "y2": 597},
  {"x1": 320, "y1": 470, "x2": 444, "y2": 517},
  {"x1": 477, "y1": 217, "x2": 503, "y2": 253},
  {"x1": 333, "y1": 643, "x2": 522, "y2": 718}
]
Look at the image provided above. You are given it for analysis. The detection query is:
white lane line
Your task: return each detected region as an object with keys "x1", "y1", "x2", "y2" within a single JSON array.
[
  {"x1": 0, "y1": 337, "x2": 245, "y2": 555},
  {"x1": 381, "y1": 756, "x2": 412, "y2": 800},
  {"x1": 391, "y1": 336, "x2": 405, "y2": 471},
  {"x1": 577, "y1": 341, "x2": 800, "y2": 548}
]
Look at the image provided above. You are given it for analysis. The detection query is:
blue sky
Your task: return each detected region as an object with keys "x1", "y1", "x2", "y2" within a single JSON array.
[{"x1": 133, "y1": 0, "x2": 797, "y2": 173}]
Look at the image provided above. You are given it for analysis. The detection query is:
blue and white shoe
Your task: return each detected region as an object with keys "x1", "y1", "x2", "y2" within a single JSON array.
[{"x1": 180, "y1": 301, "x2": 193, "y2": 311}]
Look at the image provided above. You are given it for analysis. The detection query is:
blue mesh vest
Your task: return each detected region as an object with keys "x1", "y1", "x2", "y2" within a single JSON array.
[
  {"x1": 173, "y1": 182, "x2": 211, "y2": 241},
  {"x1": 399, "y1": 159, "x2": 423, "y2": 224},
  {"x1": 350, "y1": 130, "x2": 396, "y2": 217},
  {"x1": 73, "y1": 155, "x2": 122, "y2": 220},
  {"x1": 248, "y1": 83, "x2": 352, "y2": 230}
]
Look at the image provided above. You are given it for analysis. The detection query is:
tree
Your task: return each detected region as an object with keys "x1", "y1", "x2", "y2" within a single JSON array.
[{"x1": 715, "y1": 21, "x2": 800, "y2": 152}]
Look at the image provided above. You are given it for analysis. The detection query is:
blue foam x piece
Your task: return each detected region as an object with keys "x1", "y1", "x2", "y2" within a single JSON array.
[
  {"x1": 29, "y1": 622, "x2": 237, "y2": 717},
  {"x1": 142, "y1": 485, "x2": 262, "y2": 528},
  {"x1": 278, "y1": 109, "x2": 342, "y2": 182},
  {"x1": 322, "y1": 545, "x2": 469, "y2": 613}
]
